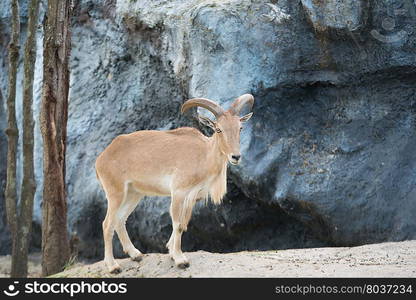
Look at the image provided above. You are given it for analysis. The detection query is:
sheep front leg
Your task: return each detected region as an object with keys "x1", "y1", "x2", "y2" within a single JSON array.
[{"x1": 167, "y1": 190, "x2": 195, "y2": 269}]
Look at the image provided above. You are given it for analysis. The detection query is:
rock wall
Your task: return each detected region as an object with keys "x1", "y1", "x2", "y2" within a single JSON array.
[{"x1": 0, "y1": 0, "x2": 415, "y2": 258}]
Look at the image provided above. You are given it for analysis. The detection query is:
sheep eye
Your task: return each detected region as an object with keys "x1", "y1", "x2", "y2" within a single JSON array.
[{"x1": 216, "y1": 128, "x2": 222, "y2": 133}]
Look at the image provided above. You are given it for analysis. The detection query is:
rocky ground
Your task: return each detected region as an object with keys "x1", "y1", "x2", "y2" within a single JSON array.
[{"x1": 7, "y1": 240, "x2": 405, "y2": 278}]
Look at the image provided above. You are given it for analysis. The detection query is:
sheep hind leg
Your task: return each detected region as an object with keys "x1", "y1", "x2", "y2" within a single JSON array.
[
  {"x1": 115, "y1": 182, "x2": 144, "y2": 262},
  {"x1": 102, "y1": 191, "x2": 123, "y2": 274}
]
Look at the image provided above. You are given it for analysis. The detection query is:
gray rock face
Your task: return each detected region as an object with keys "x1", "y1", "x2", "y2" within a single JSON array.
[
  {"x1": 301, "y1": 0, "x2": 367, "y2": 31},
  {"x1": 1, "y1": 0, "x2": 415, "y2": 258}
]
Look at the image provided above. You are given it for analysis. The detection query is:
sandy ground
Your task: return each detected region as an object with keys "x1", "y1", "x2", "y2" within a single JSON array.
[
  {"x1": 1, "y1": 241, "x2": 415, "y2": 278},
  {"x1": 0, "y1": 253, "x2": 85, "y2": 278},
  {"x1": 0, "y1": 253, "x2": 43, "y2": 277},
  {"x1": 51, "y1": 240, "x2": 416, "y2": 278}
]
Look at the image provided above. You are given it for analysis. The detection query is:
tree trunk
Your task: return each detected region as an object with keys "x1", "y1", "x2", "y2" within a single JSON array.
[
  {"x1": 5, "y1": 0, "x2": 20, "y2": 277},
  {"x1": 11, "y1": 0, "x2": 40, "y2": 278},
  {"x1": 40, "y1": 0, "x2": 71, "y2": 276}
]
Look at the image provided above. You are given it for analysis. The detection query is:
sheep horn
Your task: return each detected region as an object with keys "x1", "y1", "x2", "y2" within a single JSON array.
[
  {"x1": 228, "y1": 94, "x2": 254, "y2": 116},
  {"x1": 181, "y1": 98, "x2": 225, "y2": 118}
]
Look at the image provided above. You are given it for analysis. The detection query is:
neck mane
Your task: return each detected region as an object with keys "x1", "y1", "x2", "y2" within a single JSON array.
[{"x1": 207, "y1": 133, "x2": 228, "y2": 205}]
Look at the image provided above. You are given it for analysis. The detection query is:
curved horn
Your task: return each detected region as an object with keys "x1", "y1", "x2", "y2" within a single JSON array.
[
  {"x1": 181, "y1": 98, "x2": 224, "y2": 118},
  {"x1": 229, "y1": 94, "x2": 254, "y2": 115}
]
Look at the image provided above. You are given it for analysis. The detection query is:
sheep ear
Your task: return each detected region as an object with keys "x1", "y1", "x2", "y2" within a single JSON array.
[
  {"x1": 240, "y1": 112, "x2": 253, "y2": 123},
  {"x1": 198, "y1": 115, "x2": 216, "y2": 129}
]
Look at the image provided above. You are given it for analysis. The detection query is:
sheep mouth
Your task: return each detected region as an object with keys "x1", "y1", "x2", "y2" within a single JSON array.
[{"x1": 229, "y1": 158, "x2": 240, "y2": 165}]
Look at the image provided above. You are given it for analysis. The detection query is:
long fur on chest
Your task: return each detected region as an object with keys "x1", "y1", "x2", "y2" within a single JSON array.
[
  {"x1": 208, "y1": 163, "x2": 227, "y2": 205},
  {"x1": 180, "y1": 162, "x2": 227, "y2": 225}
]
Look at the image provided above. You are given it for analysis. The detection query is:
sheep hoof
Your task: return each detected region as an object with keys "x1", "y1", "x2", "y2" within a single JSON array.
[
  {"x1": 132, "y1": 254, "x2": 143, "y2": 262},
  {"x1": 128, "y1": 249, "x2": 143, "y2": 262},
  {"x1": 109, "y1": 265, "x2": 122, "y2": 274},
  {"x1": 177, "y1": 261, "x2": 190, "y2": 269}
]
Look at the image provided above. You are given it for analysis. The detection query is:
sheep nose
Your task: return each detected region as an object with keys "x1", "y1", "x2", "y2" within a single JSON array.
[{"x1": 231, "y1": 155, "x2": 241, "y2": 162}]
